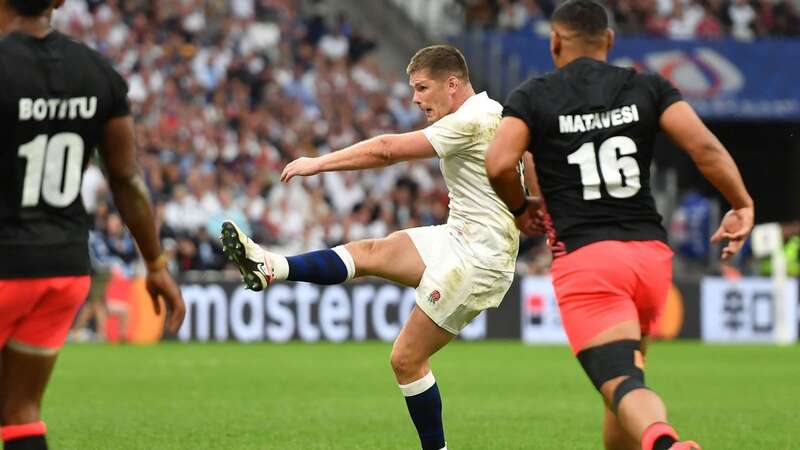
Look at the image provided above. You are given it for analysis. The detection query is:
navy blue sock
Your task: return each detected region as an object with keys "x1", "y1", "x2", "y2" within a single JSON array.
[
  {"x1": 653, "y1": 436, "x2": 677, "y2": 450},
  {"x1": 286, "y1": 250, "x2": 349, "y2": 285},
  {"x1": 4, "y1": 435, "x2": 48, "y2": 450},
  {"x1": 403, "y1": 382, "x2": 445, "y2": 450}
]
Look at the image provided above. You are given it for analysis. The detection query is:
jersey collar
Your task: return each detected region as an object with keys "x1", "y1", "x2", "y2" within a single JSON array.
[{"x1": 458, "y1": 91, "x2": 488, "y2": 111}]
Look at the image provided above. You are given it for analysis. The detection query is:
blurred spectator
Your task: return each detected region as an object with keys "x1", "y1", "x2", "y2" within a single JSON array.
[
  {"x1": 71, "y1": 0, "x2": 796, "y2": 279},
  {"x1": 176, "y1": 234, "x2": 200, "y2": 272},
  {"x1": 194, "y1": 227, "x2": 226, "y2": 271},
  {"x1": 70, "y1": 231, "x2": 114, "y2": 342},
  {"x1": 318, "y1": 22, "x2": 350, "y2": 62},
  {"x1": 81, "y1": 161, "x2": 107, "y2": 214},
  {"x1": 495, "y1": 0, "x2": 545, "y2": 31},
  {"x1": 104, "y1": 213, "x2": 139, "y2": 277},
  {"x1": 207, "y1": 187, "x2": 250, "y2": 238},
  {"x1": 772, "y1": 0, "x2": 800, "y2": 36},
  {"x1": 463, "y1": 0, "x2": 800, "y2": 38},
  {"x1": 666, "y1": 1, "x2": 704, "y2": 40},
  {"x1": 464, "y1": 0, "x2": 500, "y2": 29},
  {"x1": 755, "y1": 0, "x2": 776, "y2": 36},
  {"x1": 520, "y1": 239, "x2": 552, "y2": 275},
  {"x1": 729, "y1": 0, "x2": 757, "y2": 40},
  {"x1": 696, "y1": 4, "x2": 724, "y2": 39},
  {"x1": 497, "y1": 0, "x2": 529, "y2": 30},
  {"x1": 669, "y1": 192, "x2": 714, "y2": 262}
]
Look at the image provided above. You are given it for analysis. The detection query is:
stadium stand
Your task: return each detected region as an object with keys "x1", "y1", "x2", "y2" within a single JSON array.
[
  {"x1": 60, "y1": 0, "x2": 455, "y2": 277},
  {"x1": 60, "y1": 0, "x2": 797, "y2": 282},
  {"x1": 394, "y1": 0, "x2": 800, "y2": 39}
]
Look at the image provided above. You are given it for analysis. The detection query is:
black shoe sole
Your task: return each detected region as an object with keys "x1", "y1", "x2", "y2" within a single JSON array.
[{"x1": 220, "y1": 221, "x2": 265, "y2": 291}]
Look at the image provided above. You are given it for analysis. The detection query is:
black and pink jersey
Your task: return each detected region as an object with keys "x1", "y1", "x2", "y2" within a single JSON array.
[
  {"x1": 0, "y1": 31, "x2": 129, "y2": 277},
  {"x1": 503, "y1": 57, "x2": 682, "y2": 255}
]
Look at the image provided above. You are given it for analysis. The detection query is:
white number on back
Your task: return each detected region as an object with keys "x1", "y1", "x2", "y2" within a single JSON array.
[
  {"x1": 567, "y1": 136, "x2": 641, "y2": 200},
  {"x1": 18, "y1": 132, "x2": 85, "y2": 207}
]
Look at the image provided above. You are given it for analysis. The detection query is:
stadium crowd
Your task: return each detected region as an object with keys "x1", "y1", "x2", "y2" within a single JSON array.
[
  {"x1": 58, "y1": 0, "x2": 794, "y2": 288},
  {"x1": 461, "y1": 0, "x2": 800, "y2": 39},
  {"x1": 59, "y1": 0, "x2": 461, "y2": 277}
]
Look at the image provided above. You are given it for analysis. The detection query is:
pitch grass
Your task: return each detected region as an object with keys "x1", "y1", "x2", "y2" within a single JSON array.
[{"x1": 45, "y1": 341, "x2": 799, "y2": 449}]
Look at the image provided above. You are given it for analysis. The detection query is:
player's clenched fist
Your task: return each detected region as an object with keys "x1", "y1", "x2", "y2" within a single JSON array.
[
  {"x1": 281, "y1": 157, "x2": 322, "y2": 182},
  {"x1": 514, "y1": 196, "x2": 546, "y2": 237}
]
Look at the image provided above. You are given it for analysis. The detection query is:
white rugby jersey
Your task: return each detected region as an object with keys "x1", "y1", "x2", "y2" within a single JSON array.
[{"x1": 422, "y1": 92, "x2": 519, "y2": 272}]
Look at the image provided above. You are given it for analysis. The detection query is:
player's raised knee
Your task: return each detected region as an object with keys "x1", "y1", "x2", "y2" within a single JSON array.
[
  {"x1": 349, "y1": 233, "x2": 408, "y2": 275},
  {"x1": 346, "y1": 238, "x2": 380, "y2": 272}
]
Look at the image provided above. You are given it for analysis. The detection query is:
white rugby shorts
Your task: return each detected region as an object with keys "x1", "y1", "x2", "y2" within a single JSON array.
[{"x1": 403, "y1": 224, "x2": 514, "y2": 334}]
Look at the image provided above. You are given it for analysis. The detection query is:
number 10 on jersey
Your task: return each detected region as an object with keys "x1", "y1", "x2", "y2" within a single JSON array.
[
  {"x1": 567, "y1": 136, "x2": 641, "y2": 200},
  {"x1": 18, "y1": 133, "x2": 85, "y2": 208}
]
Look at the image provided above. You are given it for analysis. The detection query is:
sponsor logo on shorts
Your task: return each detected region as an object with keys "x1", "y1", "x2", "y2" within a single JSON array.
[{"x1": 427, "y1": 290, "x2": 441, "y2": 304}]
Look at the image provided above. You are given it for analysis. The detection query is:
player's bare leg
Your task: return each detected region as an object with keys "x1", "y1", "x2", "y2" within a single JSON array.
[
  {"x1": 0, "y1": 347, "x2": 57, "y2": 449},
  {"x1": 223, "y1": 222, "x2": 452, "y2": 449},
  {"x1": 72, "y1": 272, "x2": 111, "y2": 341},
  {"x1": 94, "y1": 302, "x2": 108, "y2": 341},
  {"x1": 602, "y1": 336, "x2": 651, "y2": 450},
  {"x1": 585, "y1": 320, "x2": 667, "y2": 436},
  {"x1": 71, "y1": 300, "x2": 108, "y2": 342},
  {"x1": 391, "y1": 306, "x2": 454, "y2": 384},
  {"x1": 221, "y1": 221, "x2": 427, "y2": 290},
  {"x1": 580, "y1": 321, "x2": 700, "y2": 450},
  {"x1": 345, "y1": 231, "x2": 426, "y2": 287},
  {"x1": 603, "y1": 406, "x2": 638, "y2": 450},
  {"x1": 109, "y1": 303, "x2": 130, "y2": 343},
  {"x1": 391, "y1": 306, "x2": 454, "y2": 450}
]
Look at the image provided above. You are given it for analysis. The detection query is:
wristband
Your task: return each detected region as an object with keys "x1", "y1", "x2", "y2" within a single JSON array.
[
  {"x1": 511, "y1": 200, "x2": 529, "y2": 218},
  {"x1": 146, "y1": 254, "x2": 167, "y2": 272}
]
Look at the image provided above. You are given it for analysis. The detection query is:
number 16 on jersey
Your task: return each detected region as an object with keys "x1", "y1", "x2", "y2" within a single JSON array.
[{"x1": 567, "y1": 136, "x2": 641, "y2": 201}]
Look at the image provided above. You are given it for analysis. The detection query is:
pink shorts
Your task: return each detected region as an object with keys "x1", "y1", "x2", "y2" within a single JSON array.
[
  {"x1": 0, "y1": 276, "x2": 90, "y2": 354},
  {"x1": 551, "y1": 241, "x2": 673, "y2": 354}
]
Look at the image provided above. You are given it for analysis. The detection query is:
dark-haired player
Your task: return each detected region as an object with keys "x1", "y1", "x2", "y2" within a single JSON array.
[
  {"x1": 485, "y1": 1, "x2": 753, "y2": 449},
  {"x1": 0, "y1": 1, "x2": 185, "y2": 449}
]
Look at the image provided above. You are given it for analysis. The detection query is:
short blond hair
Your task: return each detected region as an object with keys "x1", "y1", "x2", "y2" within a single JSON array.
[{"x1": 406, "y1": 45, "x2": 470, "y2": 82}]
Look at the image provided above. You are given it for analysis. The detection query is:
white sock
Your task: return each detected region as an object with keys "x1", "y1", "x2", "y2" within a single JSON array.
[
  {"x1": 332, "y1": 245, "x2": 356, "y2": 281},
  {"x1": 398, "y1": 371, "x2": 436, "y2": 397},
  {"x1": 268, "y1": 252, "x2": 289, "y2": 281}
]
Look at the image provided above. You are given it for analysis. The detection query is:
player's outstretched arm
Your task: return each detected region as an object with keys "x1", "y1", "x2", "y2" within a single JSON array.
[
  {"x1": 660, "y1": 101, "x2": 754, "y2": 260},
  {"x1": 99, "y1": 116, "x2": 186, "y2": 332},
  {"x1": 486, "y1": 117, "x2": 543, "y2": 236},
  {"x1": 281, "y1": 131, "x2": 436, "y2": 182}
]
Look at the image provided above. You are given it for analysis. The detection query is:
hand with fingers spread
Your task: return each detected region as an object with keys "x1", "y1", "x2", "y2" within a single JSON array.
[
  {"x1": 514, "y1": 196, "x2": 546, "y2": 237},
  {"x1": 281, "y1": 157, "x2": 322, "y2": 183},
  {"x1": 711, "y1": 206, "x2": 754, "y2": 261},
  {"x1": 145, "y1": 263, "x2": 186, "y2": 334}
]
